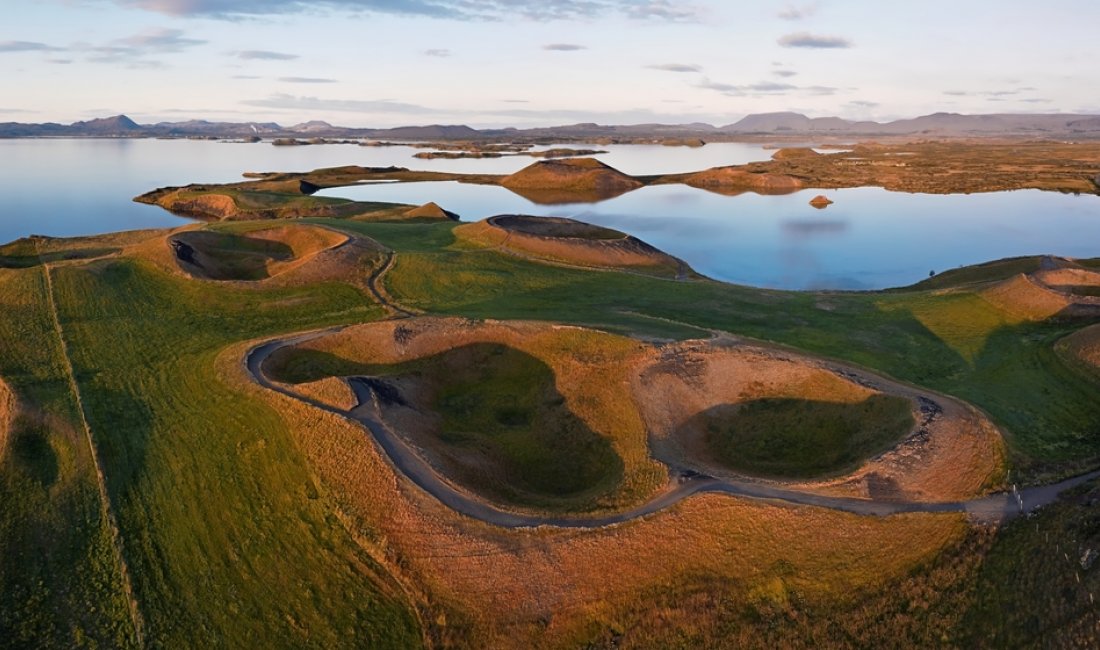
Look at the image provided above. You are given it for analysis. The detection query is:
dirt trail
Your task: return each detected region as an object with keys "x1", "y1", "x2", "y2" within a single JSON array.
[
  {"x1": 37, "y1": 242, "x2": 147, "y2": 647},
  {"x1": 246, "y1": 329, "x2": 1099, "y2": 528}
]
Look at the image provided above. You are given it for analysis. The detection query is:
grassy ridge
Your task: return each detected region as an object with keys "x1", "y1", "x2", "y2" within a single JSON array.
[
  {"x1": 309, "y1": 219, "x2": 1100, "y2": 475},
  {"x1": 46, "y1": 256, "x2": 421, "y2": 647},
  {"x1": 0, "y1": 268, "x2": 138, "y2": 648}
]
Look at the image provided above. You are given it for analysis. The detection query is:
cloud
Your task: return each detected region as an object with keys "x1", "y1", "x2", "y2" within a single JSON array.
[
  {"x1": 0, "y1": 41, "x2": 64, "y2": 53},
  {"x1": 423, "y1": 48, "x2": 451, "y2": 57},
  {"x1": 232, "y1": 74, "x2": 262, "y2": 79},
  {"x1": 773, "y1": 69, "x2": 797, "y2": 78},
  {"x1": 118, "y1": 28, "x2": 206, "y2": 52},
  {"x1": 749, "y1": 81, "x2": 797, "y2": 92},
  {"x1": 646, "y1": 63, "x2": 701, "y2": 73},
  {"x1": 87, "y1": 28, "x2": 207, "y2": 64},
  {"x1": 112, "y1": 0, "x2": 703, "y2": 21},
  {"x1": 626, "y1": 1, "x2": 701, "y2": 21},
  {"x1": 697, "y1": 79, "x2": 742, "y2": 94},
  {"x1": 778, "y1": 32, "x2": 851, "y2": 48},
  {"x1": 502, "y1": 99, "x2": 530, "y2": 103},
  {"x1": 234, "y1": 49, "x2": 299, "y2": 60},
  {"x1": 944, "y1": 87, "x2": 1033, "y2": 98},
  {"x1": 543, "y1": 43, "x2": 586, "y2": 51},
  {"x1": 240, "y1": 93, "x2": 725, "y2": 126},
  {"x1": 778, "y1": 3, "x2": 817, "y2": 20},
  {"x1": 697, "y1": 78, "x2": 838, "y2": 97},
  {"x1": 279, "y1": 76, "x2": 338, "y2": 83},
  {"x1": 848, "y1": 100, "x2": 879, "y2": 108}
]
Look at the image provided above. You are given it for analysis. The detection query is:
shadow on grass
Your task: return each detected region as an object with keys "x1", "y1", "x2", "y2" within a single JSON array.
[
  {"x1": 266, "y1": 341, "x2": 626, "y2": 507},
  {"x1": 690, "y1": 395, "x2": 914, "y2": 479}
]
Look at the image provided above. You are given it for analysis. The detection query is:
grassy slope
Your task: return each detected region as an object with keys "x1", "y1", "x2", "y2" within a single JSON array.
[
  {"x1": 312, "y1": 219, "x2": 1100, "y2": 476},
  {"x1": 0, "y1": 268, "x2": 138, "y2": 648},
  {"x1": 46, "y1": 256, "x2": 421, "y2": 648}
]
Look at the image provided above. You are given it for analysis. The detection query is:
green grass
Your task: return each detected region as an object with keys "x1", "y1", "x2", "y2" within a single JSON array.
[
  {"x1": 310, "y1": 219, "x2": 1100, "y2": 476},
  {"x1": 0, "y1": 238, "x2": 119, "y2": 269},
  {"x1": 905, "y1": 256, "x2": 1043, "y2": 291},
  {"x1": 961, "y1": 477, "x2": 1100, "y2": 647},
  {"x1": 1069, "y1": 285, "x2": 1100, "y2": 297},
  {"x1": 701, "y1": 395, "x2": 915, "y2": 478},
  {"x1": 0, "y1": 268, "x2": 139, "y2": 648},
  {"x1": 45, "y1": 256, "x2": 421, "y2": 647},
  {"x1": 267, "y1": 342, "x2": 624, "y2": 509}
]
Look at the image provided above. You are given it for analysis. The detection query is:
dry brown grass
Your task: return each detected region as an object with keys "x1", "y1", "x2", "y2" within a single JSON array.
[
  {"x1": 221, "y1": 334, "x2": 971, "y2": 648},
  {"x1": 401, "y1": 202, "x2": 459, "y2": 221},
  {"x1": 804, "y1": 400, "x2": 1006, "y2": 502},
  {"x1": 0, "y1": 376, "x2": 14, "y2": 459},
  {"x1": 1060, "y1": 323, "x2": 1100, "y2": 370},
  {"x1": 635, "y1": 341, "x2": 876, "y2": 469},
  {"x1": 128, "y1": 223, "x2": 386, "y2": 293},
  {"x1": 979, "y1": 274, "x2": 1072, "y2": 321},
  {"x1": 169, "y1": 226, "x2": 348, "y2": 281},
  {"x1": 291, "y1": 377, "x2": 358, "y2": 411},
  {"x1": 681, "y1": 167, "x2": 803, "y2": 194},
  {"x1": 274, "y1": 318, "x2": 667, "y2": 511},
  {"x1": 501, "y1": 158, "x2": 642, "y2": 192},
  {"x1": 454, "y1": 218, "x2": 685, "y2": 278},
  {"x1": 634, "y1": 338, "x2": 1005, "y2": 501}
]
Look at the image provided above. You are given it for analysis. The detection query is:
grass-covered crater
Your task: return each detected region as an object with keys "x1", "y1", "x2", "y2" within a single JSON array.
[
  {"x1": 265, "y1": 341, "x2": 626, "y2": 510},
  {"x1": 697, "y1": 395, "x2": 915, "y2": 479}
]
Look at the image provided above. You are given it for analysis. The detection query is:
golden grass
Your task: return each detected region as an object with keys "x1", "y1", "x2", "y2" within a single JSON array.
[
  {"x1": 1059, "y1": 323, "x2": 1100, "y2": 371},
  {"x1": 804, "y1": 400, "x2": 1006, "y2": 502},
  {"x1": 500, "y1": 158, "x2": 642, "y2": 192},
  {"x1": 682, "y1": 167, "x2": 803, "y2": 193},
  {"x1": 635, "y1": 340, "x2": 1005, "y2": 500},
  {"x1": 635, "y1": 343, "x2": 876, "y2": 469},
  {"x1": 276, "y1": 318, "x2": 667, "y2": 512},
  {"x1": 905, "y1": 276, "x2": 1070, "y2": 365},
  {"x1": 291, "y1": 376, "x2": 358, "y2": 411},
  {"x1": 224, "y1": 333, "x2": 971, "y2": 648},
  {"x1": 454, "y1": 220, "x2": 684, "y2": 277},
  {"x1": 979, "y1": 274, "x2": 1071, "y2": 321},
  {"x1": 128, "y1": 223, "x2": 387, "y2": 298},
  {"x1": 169, "y1": 225, "x2": 348, "y2": 281},
  {"x1": 0, "y1": 376, "x2": 13, "y2": 460}
]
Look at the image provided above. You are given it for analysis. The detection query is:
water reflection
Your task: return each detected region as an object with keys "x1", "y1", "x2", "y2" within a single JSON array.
[
  {"x1": 321, "y1": 181, "x2": 1100, "y2": 290},
  {"x1": 4, "y1": 139, "x2": 1100, "y2": 291}
]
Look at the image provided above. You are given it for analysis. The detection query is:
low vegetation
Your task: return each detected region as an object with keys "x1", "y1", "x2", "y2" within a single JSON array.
[
  {"x1": 1, "y1": 158, "x2": 1097, "y2": 646},
  {"x1": 268, "y1": 342, "x2": 624, "y2": 509},
  {"x1": 701, "y1": 395, "x2": 915, "y2": 478}
]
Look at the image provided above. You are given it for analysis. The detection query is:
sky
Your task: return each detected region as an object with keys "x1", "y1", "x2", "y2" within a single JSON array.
[{"x1": 2, "y1": 0, "x2": 1098, "y2": 127}]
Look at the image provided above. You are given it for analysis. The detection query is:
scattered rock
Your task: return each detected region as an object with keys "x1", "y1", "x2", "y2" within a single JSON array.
[{"x1": 809, "y1": 195, "x2": 834, "y2": 208}]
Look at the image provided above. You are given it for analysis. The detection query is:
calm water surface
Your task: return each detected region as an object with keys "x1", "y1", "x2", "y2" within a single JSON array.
[
  {"x1": 3, "y1": 138, "x2": 1099, "y2": 289},
  {"x1": 320, "y1": 181, "x2": 1100, "y2": 289}
]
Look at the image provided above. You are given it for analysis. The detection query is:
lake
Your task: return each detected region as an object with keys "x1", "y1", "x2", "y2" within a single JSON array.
[{"x1": 3, "y1": 138, "x2": 1099, "y2": 289}]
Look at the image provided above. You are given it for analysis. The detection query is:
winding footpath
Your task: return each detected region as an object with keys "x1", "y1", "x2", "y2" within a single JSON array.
[
  {"x1": 245, "y1": 330, "x2": 1100, "y2": 529},
  {"x1": 243, "y1": 229, "x2": 1100, "y2": 529}
]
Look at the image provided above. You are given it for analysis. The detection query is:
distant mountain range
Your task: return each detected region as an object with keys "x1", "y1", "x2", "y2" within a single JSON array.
[{"x1": 3, "y1": 112, "x2": 1100, "y2": 140}]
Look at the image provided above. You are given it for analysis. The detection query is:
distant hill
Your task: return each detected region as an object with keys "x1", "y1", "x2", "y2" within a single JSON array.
[{"x1": 3, "y1": 112, "x2": 1100, "y2": 140}]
